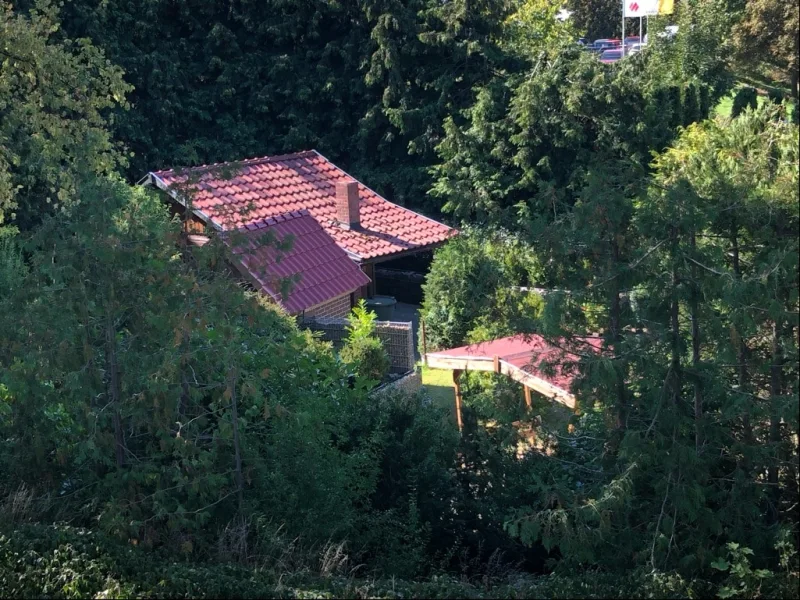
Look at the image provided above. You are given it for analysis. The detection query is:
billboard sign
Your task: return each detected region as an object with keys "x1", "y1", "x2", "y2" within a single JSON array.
[{"x1": 624, "y1": 0, "x2": 674, "y2": 18}]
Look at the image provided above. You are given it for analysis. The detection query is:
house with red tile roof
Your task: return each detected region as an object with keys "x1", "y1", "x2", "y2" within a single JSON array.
[{"x1": 145, "y1": 150, "x2": 456, "y2": 317}]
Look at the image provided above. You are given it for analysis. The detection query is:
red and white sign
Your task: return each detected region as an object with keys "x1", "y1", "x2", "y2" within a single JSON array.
[{"x1": 624, "y1": 0, "x2": 658, "y2": 17}]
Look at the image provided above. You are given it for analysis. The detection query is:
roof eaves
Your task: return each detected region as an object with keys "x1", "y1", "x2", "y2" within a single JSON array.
[
  {"x1": 147, "y1": 172, "x2": 221, "y2": 231},
  {"x1": 361, "y1": 238, "x2": 451, "y2": 263}
]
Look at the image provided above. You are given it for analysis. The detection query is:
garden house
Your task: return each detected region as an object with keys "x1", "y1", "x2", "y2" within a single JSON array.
[{"x1": 144, "y1": 150, "x2": 456, "y2": 317}]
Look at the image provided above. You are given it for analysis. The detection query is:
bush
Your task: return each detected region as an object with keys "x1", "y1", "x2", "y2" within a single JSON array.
[
  {"x1": 340, "y1": 336, "x2": 390, "y2": 383},
  {"x1": 3, "y1": 522, "x2": 797, "y2": 599},
  {"x1": 767, "y1": 88, "x2": 784, "y2": 105},
  {"x1": 699, "y1": 84, "x2": 712, "y2": 118},
  {"x1": 683, "y1": 83, "x2": 702, "y2": 126},
  {"x1": 340, "y1": 300, "x2": 390, "y2": 384},
  {"x1": 420, "y1": 228, "x2": 542, "y2": 352},
  {"x1": 731, "y1": 86, "x2": 758, "y2": 117},
  {"x1": 666, "y1": 85, "x2": 683, "y2": 127}
]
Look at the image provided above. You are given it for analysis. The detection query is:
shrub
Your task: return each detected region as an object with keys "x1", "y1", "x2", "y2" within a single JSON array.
[
  {"x1": 683, "y1": 83, "x2": 702, "y2": 126},
  {"x1": 340, "y1": 300, "x2": 390, "y2": 384},
  {"x1": 699, "y1": 84, "x2": 712, "y2": 118},
  {"x1": 666, "y1": 85, "x2": 683, "y2": 127},
  {"x1": 731, "y1": 86, "x2": 758, "y2": 117},
  {"x1": 340, "y1": 336, "x2": 390, "y2": 383},
  {"x1": 767, "y1": 88, "x2": 784, "y2": 105},
  {"x1": 420, "y1": 228, "x2": 542, "y2": 352}
]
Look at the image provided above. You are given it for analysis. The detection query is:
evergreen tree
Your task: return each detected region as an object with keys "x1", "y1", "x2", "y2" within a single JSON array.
[{"x1": 0, "y1": 1, "x2": 130, "y2": 230}]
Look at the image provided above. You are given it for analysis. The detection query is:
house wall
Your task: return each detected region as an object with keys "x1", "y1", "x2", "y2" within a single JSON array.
[
  {"x1": 167, "y1": 200, "x2": 207, "y2": 233},
  {"x1": 302, "y1": 293, "x2": 353, "y2": 319}
]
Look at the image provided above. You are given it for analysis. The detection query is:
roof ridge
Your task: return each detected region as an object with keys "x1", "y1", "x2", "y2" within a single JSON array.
[
  {"x1": 311, "y1": 149, "x2": 457, "y2": 235},
  {"x1": 151, "y1": 150, "x2": 317, "y2": 177},
  {"x1": 240, "y1": 209, "x2": 314, "y2": 231}
]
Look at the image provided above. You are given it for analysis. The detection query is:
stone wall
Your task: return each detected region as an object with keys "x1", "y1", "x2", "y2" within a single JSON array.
[
  {"x1": 300, "y1": 317, "x2": 415, "y2": 373},
  {"x1": 369, "y1": 369, "x2": 422, "y2": 398}
]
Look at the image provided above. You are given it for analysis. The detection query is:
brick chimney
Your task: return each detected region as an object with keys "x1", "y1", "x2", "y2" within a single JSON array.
[{"x1": 335, "y1": 179, "x2": 360, "y2": 230}]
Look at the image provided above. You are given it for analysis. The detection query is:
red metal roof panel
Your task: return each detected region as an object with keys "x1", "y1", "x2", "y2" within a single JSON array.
[
  {"x1": 225, "y1": 210, "x2": 370, "y2": 314},
  {"x1": 429, "y1": 335, "x2": 603, "y2": 392}
]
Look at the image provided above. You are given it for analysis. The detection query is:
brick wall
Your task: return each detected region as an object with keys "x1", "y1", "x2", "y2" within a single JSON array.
[{"x1": 303, "y1": 293, "x2": 352, "y2": 319}]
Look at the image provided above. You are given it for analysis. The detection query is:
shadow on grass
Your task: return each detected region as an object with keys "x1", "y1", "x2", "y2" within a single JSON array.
[{"x1": 420, "y1": 365, "x2": 456, "y2": 423}]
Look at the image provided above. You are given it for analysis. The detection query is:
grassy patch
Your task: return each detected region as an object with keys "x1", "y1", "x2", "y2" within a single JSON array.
[
  {"x1": 421, "y1": 365, "x2": 456, "y2": 422},
  {"x1": 714, "y1": 83, "x2": 795, "y2": 120},
  {"x1": 714, "y1": 91, "x2": 771, "y2": 119}
]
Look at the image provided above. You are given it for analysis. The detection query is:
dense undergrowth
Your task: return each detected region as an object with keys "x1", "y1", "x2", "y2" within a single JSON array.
[
  {"x1": 1, "y1": 1, "x2": 799, "y2": 598},
  {"x1": 2, "y1": 523, "x2": 797, "y2": 599}
]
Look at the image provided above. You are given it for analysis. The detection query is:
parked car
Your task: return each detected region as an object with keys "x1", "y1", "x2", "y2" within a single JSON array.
[
  {"x1": 599, "y1": 48, "x2": 623, "y2": 64},
  {"x1": 624, "y1": 36, "x2": 640, "y2": 46},
  {"x1": 594, "y1": 38, "x2": 621, "y2": 49},
  {"x1": 627, "y1": 43, "x2": 645, "y2": 55}
]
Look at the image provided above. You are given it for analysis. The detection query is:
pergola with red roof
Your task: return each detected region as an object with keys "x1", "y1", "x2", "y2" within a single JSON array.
[{"x1": 424, "y1": 335, "x2": 602, "y2": 431}]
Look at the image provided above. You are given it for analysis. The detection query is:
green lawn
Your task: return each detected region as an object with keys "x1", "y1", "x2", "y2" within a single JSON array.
[
  {"x1": 714, "y1": 85, "x2": 795, "y2": 120},
  {"x1": 714, "y1": 90, "x2": 771, "y2": 119},
  {"x1": 420, "y1": 365, "x2": 456, "y2": 422}
]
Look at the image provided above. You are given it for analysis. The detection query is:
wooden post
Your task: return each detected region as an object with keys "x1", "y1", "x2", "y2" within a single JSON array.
[
  {"x1": 420, "y1": 317, "x2": 428, "y2": 366},
  {"x1": 493, "y1": 355, "x2": 500, "y2": 373},
  {"x1": 524, "y1": 385, "x2": 532, "y2": 410},
  {"x1": 453, "y1": 369, "x2": 463, "y2": 432}
]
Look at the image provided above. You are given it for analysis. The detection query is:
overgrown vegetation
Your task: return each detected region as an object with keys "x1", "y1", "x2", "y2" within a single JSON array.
[
  {"x1": 1, "y1": 1, "x2": 798, "y2": 598},
  {"x1": 341, "y1": 300, "x2": 391, "y2": 385}
]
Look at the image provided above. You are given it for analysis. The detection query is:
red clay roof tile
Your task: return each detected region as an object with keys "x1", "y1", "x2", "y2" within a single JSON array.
[{"x1": 151, "y1": 150, "x2": 456, "y2": 260}]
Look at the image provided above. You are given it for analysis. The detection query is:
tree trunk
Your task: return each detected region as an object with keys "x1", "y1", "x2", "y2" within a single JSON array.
[
  {"x1": 731, "y1": 224, "x2": 753, "y2": 445},
  {"x1": 669, "y1": 228, "x2": 682, "y2": 405},
  {"x1": 767, "y1": 318, "x2": 784, "y2": 520},
  {"x1": 609, "y1": 239, "x2": 627, "y2": 431},
  {"x1": 106, "y1": 314, "x2": 125, "y2": 468},
  {"x1": 229, "y1": 368, "x2": 244, "y2": 512},
  {"x1": 178, "y1": 322, "x2": 191, "y2": 421},
  {"x1": 689, "y1": 229, "x2": 702, "y2": 453}
]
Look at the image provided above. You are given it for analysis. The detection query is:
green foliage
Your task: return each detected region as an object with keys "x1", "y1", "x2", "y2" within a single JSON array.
[
  {"x1": 7, "y1": 0, "x2": 518, "y2": 212},
  {"x1": 502, "y1": 1, "x2": 576, "y2": 57},
  {"x1": 7, "y1": 522, "x2": 792, "y2": 600},
  {"x1": 732, "y1": 86, "x2": 759, "y2": 116},
  {"x1": 567, "y1": 0, "x2": 623, "y2": 40},
  {"x1": 711, "y1": 534, "x2": 799, "y2": 599},
  {"x1": 0, "y1": 1, "x2": 130, "y2": 230},
  {"x1": 429, "y1": 41, "x2": 722, "y2": 236},
  {"x1": 345, "y1": 298, "x2": 380, "y2": 342},
  {"x1": 2, "y1": 0, "x2": 798, "y2": 592},
  {"x1": 683, "y1": 83, "x2": 703, "y2": 125},
  {"x1": 0, "y1": 178, "x2": 377, "y2": 552},
  {"x1": 345, "y1": 390, "x2": 461, "y2": 578},
  {"x1": 340, "y1": 337, "x2": 390, "y2": 385},
  {"x1": 340, "y1": 300, "x2": 390, "y2": 384},
  {"x1": 501, "y1": 103, "x2": 799, "y2": 576},
  {"x1": 731, "y1": 0, "x2": 799, "y2": 95},
  {"x1": 420, "y1": 228, "x2": 542, "y2": 351}
]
